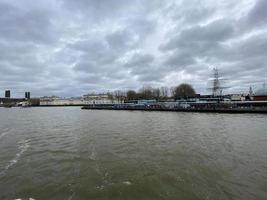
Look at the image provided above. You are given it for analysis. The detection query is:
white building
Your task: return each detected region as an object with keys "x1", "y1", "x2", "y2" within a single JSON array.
[
  {"x1": 82, "y1": 94, "x2": 122, "y2": 104},
  {"x1": 230, "y1": 94, "x2": 246, "y2": 101},
  {"x1": 39, "y1": 94, "x2": 123, "y2": 106},
  {"x1": 40, "y1": 96, "x2": 84, "y2": 106}
]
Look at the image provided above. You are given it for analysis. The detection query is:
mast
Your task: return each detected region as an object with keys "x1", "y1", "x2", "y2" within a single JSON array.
[
  {"x1": 208, "y1": 67, "x2": 226, "y2": 97},
  {"x1": 212, "y1": 68, "x2": 221, "y2": 96}
]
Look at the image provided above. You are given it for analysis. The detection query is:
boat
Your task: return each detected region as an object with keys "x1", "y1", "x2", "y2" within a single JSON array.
[{"x1": 17, "y1": 101, "x2": 31, "y2": 108}]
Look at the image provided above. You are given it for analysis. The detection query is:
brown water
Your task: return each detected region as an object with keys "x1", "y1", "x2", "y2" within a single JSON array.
[{"x1": 0, "y1": 107, "x2": 266, "y2": 200}]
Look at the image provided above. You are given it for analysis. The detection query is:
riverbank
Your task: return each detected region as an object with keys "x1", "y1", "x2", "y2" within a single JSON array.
[{"x1": 81, "y1": 106, "x2": 267, "y2": 114}]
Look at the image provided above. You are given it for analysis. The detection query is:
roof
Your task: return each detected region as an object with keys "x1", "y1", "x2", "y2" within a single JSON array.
[{"x1": 254, "y1": 87, "x2": 267, "y2": 96}]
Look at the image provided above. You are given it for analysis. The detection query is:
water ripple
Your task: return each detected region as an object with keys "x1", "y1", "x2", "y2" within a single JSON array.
[{"x1": 0, "y1": 139, "x2": 30, "y2": 176}]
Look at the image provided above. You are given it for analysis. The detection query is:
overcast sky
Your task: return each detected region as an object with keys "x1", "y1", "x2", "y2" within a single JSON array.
[{"x1": 0, "y1": 0, "x2": 266, "y2": 97}]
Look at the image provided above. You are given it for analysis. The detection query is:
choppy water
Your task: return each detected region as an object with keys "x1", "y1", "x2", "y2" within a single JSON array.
[{"x1": 0, "y1": 107, "x2": 267, "y2": 200}]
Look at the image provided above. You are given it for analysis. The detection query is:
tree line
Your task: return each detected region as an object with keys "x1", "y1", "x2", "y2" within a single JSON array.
[{"x1": 107, "y1": 83, "x2": 196, "y2": 102}]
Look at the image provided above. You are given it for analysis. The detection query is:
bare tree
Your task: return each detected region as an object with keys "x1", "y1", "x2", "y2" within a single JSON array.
[
  {"x1": 152, "y1": 88, "x2": 160, "y2": 100},
  {"x1": 170, "y1": 86, "x2": 176, "y2": 98},
  {"x1": 107, "y1": 92, "x2": 114, "y2": 103}
]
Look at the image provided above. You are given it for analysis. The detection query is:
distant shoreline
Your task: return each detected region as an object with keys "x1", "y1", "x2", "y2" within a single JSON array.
[
  {"x1": 81, "y1": 106, "x2": 267, "y2": 114},
  {"x1": 2, "y1": 104, "x2": 267, "y2": 114}
]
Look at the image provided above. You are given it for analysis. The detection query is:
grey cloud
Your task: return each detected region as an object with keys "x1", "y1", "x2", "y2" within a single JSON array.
[
  {"x1": 72, "y1": 40, "x2": 116, "y2": 65},
  {"x1": 106, "y1": 30, "x2": 134, "y2": 51},
  {"x1": 160, "y1": 19, "x2": 234, "y2": 52},
  {"x1": 239, "y1": 33, "x2": 267, "y2": 59},
  {"x1": 63, "y1": 0, "x2": 132, "y2": 12},
  {"x1": 125, "y1": 18, "x2": 156, "y2": 38},
  {"x1": 246, "y1": 0, "x2": 267, "y2": 27},
  {"x1": 160, "y1": 19, "x2": 235, "y2": 72},
  {"x1": 125, "y1": 53, "x2": 154, "y2": 68},
  {"x1": 164, "y1": 51, "x2": 196, "y2": 69},
  {"x1": 122, "y1": 53, "x2": 167, "y2": 83},
  {"x1": 0, "y1": 0, "x2": 267, "y2": 97},
  {"x1": 62, "y1": 0, "x2": 139, "y2": 22},
  {"x1": 0, "y1": 2, "x2": 58, "y2": 44},
  {"x1": 171, "y1": 0, "x2": 215, "y2": 24}
]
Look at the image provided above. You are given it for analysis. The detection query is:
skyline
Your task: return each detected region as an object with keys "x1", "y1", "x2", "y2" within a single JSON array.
[{"x1": 0, "y1": 0, "x2": 267, "y2": 97}]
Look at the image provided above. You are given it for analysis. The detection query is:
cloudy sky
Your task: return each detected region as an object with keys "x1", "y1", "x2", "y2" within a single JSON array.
[{"x1": 0, "y1": 0, "x2": 266, "y2": 97}]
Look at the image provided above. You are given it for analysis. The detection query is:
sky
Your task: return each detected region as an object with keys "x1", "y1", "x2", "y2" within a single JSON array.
[{"x1": 0, "y1": 0, "x2": 266, "y2": 97}]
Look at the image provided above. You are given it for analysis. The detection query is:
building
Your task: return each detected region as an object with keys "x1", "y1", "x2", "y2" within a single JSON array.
[
  {"x1": 1, "y1": 90, "x2": 22, "y2": 106},
  {"x1": 0, "y1": 90, "x2": 39, "y2": 106},
  {"x1": 83, "y1": 94, "x2": 122, "y2": 104},
  {"x1": 25, "y1": 92, "x2": 30, "y2": 99},
  {"x1": 5, "y1": 90, "x2": 11, "y2": 98},
  {"x1": 40, "y1": 96, "x2": 84, "y2": 106},
  {"x1": 230, "y1": 94, "x2": 246, "y2": 101},
  {"x1": 253, "y1": 84, "x2": 267, "y2": 101},
  {"x1": 0, "y1": 97, "x2": 24, "y2": 106}
]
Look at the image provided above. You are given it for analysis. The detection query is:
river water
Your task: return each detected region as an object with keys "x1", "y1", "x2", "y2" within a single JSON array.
[{"x1": 0, "y1": 107, "x2": 266, "y2": 200}]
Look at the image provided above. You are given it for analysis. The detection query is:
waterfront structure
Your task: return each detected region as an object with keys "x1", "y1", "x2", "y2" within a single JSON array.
[
  {"x1": 0, "y1": 90, "x2": 39, "y2": 107},
  {"x1": 0, "y1": 90, "x2": 21, "y2": 106},
  {"x1": 17, "y1": 101, "x2": 30, "y2": 107},
  {"x1": 126, "y1": 99, "x2": 157, "y2": 105},
  {"x1": 253, "y1": 83, "x2": 267, "y2": 101},
  {"x1": 0, "y1": 97, "x2": 24, "y2": 106}
]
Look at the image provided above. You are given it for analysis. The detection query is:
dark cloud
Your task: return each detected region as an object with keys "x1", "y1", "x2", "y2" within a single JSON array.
[{"x1": 0, "y1": 0, "x2": 266, "y2": 97}]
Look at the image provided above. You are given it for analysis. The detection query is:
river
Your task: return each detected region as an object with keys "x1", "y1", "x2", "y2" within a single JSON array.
[{"x1": 0, "y1": 107, "x2": 266, "y2": 200}]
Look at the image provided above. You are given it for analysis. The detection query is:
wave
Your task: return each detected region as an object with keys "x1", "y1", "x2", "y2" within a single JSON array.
[
  {"x1": 0, "y1": 139, "x2": 30, "y2": 176},
  {"x1": 0, "y1": 132, "x2": 8, "y2": 140},
  {"x1": 0, "y1": 128, "x2": 10, "y2": 140},
  {"x1": 89, "y1": 146, "x2": 97, "y2": 161},
  {"x1": 122, "y1": 181, "x2": 132, "y2": 185}
]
